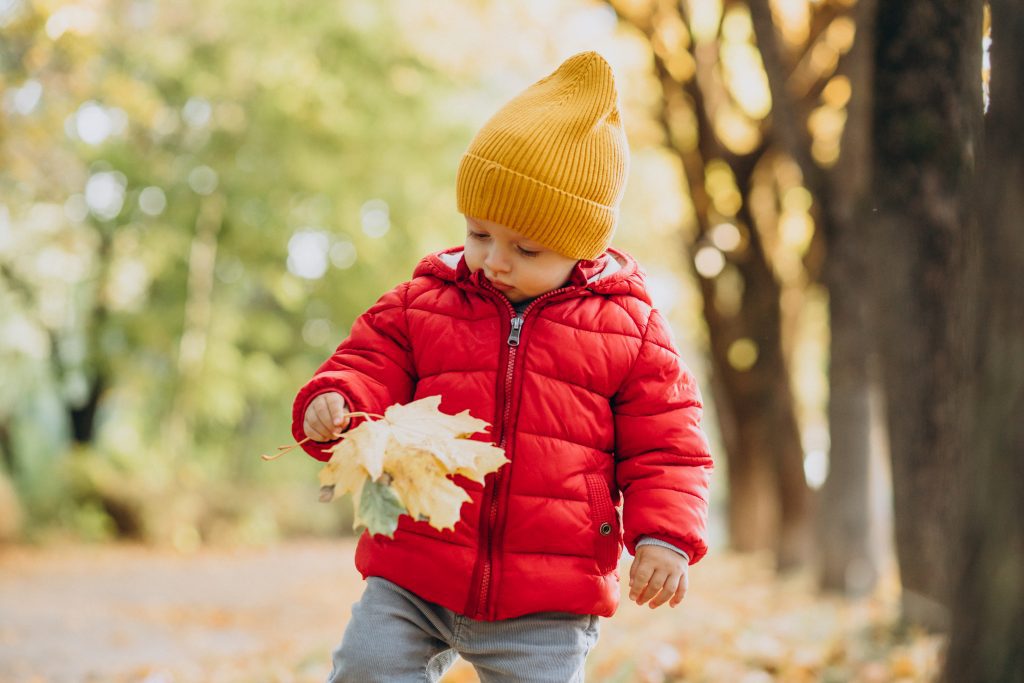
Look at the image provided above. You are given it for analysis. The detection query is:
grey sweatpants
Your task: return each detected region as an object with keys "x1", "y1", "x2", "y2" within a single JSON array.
[{"x1": 327, "y1": 577, "x2": 601, "y2": 682}]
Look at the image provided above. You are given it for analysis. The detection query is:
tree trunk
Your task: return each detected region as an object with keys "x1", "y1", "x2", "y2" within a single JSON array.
[
  {"x1": 69, "y1": 374, "x2": 105, "y2": 445},
  {"x1": 943, "y1": 0, "x2": 1024, "y2": 678},
  {"x1": 724, "y1": 161, "x2": 811, "y2": 571},
  {"x1": 706, "y1": 351, "x2": 777, "y2": 552},
  {"x1": 165, "y1": 193, "x2": 226, "y2": 455},
  {"x1": 0, "y1": 419, "x2": 15, "y2": 476},
  {"x1": 748, "y1": 0, "x2": 881, "y2": 588},
  {"x1": 608, "y1": 0, "x2": 814, "y2": 567},
  {"x1": 869, "y1": 0, "x2": 984, "y2": 629},
  {"x1": 709, "y1": 251, "x2": 810, "y2": 569},
  {"x1": 673, "y1": 45, "x2": 812, "y2": 565},
  {"x1": 60, "y1": 230, "x2": 113, "y2": 448},
  {"x1": 697, "y1": 187, "x2": 808, "y2": 562},
  {"x1": 818, "y1": 0, "x2": 881, "y2": 596},
  {"x1": 819, "y1": 261, "x2": 876, "y2": 594}
]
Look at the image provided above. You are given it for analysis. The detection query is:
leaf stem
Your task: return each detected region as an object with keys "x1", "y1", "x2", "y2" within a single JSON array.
[
  {"x1": 345, "y1": 411, "x2": 385, "y2": 420},
  {"x1": 259, "y1": 410, "x2": 386, "y2": 461},
  {"x1": 261, "y1": 437, "x2": 312, "y2": 460}
]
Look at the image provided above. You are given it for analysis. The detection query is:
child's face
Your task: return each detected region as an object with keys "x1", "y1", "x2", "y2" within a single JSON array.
[{"x1": 463, "y1": 216, "x2": 578, "y2": 304}]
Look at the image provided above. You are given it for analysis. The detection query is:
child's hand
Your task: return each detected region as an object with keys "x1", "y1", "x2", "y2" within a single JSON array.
[
  {"x1": 628, "y1": 544, "x2": 689, "y2": 609},
  {"x1": 303, "y1": 392, "x2": 350, "y2": 442}
]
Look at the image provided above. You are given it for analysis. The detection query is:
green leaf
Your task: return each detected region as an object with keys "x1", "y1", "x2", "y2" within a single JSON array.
[{"x1": 356, "y1": 478, "x2": 405, "y2": 538}]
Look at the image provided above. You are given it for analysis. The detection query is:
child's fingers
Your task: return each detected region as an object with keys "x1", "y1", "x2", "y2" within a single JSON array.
[
  {"x1": 629, "y1": 563, "x2": 653, "y2": 601},
  {"x1": 303, "y1": 400, "x2": 336, "y2": 442},
  {"x1": 669, "y1": 573, "x2": 688, "y2": 607},
  {"x1": 303, "y1": 417, "x2": 328, "y2": 442},
  {"x1": 312, "y1": 398, "x2": 335, "y2": 433},
  {"x1": 306, "y1": 413, "x2": 329, "y2": 441},
  {"x1": 324, "y1": 393, "x2": 349, "y2": 429},
  {"x1": 635, "y1": 569, "x2": 666, "y2": 605},
  {"x1": 648, "y1": 573, "x2": 681, "y2": 609}
]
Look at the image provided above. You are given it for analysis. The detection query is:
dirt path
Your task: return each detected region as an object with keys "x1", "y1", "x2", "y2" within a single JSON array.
[
  {"x1": 0, "y1": 540, "x2": 942, "y2": 682},
  {"x1": 0, "y1": 540, "x2": 367, "y2": 683}
]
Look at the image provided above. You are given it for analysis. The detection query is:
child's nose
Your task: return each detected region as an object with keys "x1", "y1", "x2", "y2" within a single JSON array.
[{"x1": 485, "y1": 246, "x2": 511, "y2": 273}]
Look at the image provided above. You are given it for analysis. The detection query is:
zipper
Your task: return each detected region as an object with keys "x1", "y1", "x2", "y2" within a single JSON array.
[
  {"x1": 476, "y1": 312, "x2": 521, "y2": 617},
  {"x1": 469, "y1": 283, "x2": 579, "y2": 619},
  {"x1": 507, "y1": 314, "x2": 523, "y2": 346}
]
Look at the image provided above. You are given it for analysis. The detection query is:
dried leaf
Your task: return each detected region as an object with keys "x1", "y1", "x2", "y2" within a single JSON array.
[
  {"x1": 388, "y1": 451, "x2": 472, "y2": 531},
  {"x1": 422, "y1": 436, "x2": 510, "y2": 483},
  {"x1": 385, "y1": 396, "x2": 490, "y2": 442},
  {"x1": 321, "y1": 418, "x2": 391, "y2": 485},
  {"x1": 317, "y1": 439, "x2": 368, "y2": 502},
  {"x1": 316, "y1": 395, "x2": 508, "y2": 537}
]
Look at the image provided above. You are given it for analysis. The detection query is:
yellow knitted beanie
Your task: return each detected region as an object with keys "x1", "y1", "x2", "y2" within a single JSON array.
[{"x1": 456, "y1": 51, "x2": 630, "y2": 260}]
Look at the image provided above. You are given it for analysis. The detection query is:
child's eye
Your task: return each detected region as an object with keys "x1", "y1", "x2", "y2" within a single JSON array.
[
  {"x1": 469, "y1": 231, "x2": 490, "y2": 240},
  {"x1": 517, "y1": 246, "x2": 540, "y2": 258}
]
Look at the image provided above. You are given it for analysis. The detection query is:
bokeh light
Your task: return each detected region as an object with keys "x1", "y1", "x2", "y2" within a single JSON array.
[
  {"x1": 287, "y1": 230, "x2": 330, "y2": 280},
  {"x1": 694, "y1": 245, "x2": 726, "y2": 278}
]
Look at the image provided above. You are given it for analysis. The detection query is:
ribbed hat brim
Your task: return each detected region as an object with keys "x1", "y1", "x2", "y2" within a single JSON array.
[{"x1": 457, "y1": 153, "x2": 617, "y2": 261}]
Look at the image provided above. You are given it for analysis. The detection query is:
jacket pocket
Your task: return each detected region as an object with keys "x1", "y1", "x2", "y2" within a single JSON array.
[{"x1": 584, "y1": 472, "x2": 621, "y2": 574}]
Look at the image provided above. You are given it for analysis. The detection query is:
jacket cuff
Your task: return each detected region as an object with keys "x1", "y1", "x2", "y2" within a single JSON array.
[{"x1": 635, "y1": 536, "x2": 690, "y2": 563}]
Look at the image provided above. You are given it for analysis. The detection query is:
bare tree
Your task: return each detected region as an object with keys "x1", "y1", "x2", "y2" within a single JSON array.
[
  {"x1": 608, "y1": 0, "x2": 814, "y2": 569},
  {"x1": 868, "y1": 0, "x2": 984, "y2": 629},
  {"x1": 748, "y1": 0, "x2": 882, "y2": 595},
  {"x1": 944, "y1": 0, "x2": 1024, "y2": 677}
]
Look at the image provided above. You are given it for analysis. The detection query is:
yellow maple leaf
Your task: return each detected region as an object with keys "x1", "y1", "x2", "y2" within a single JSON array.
[
  {"x1": 317, "y1": 395, "x2": 508, "y2": 536},
  {"x1": 388, "y1": 450, "x2": 472, "y2": 531},
  {"x1": 317, "y1": 418, "x2": 391, "y2": 503},
  {"x1": 316, "y1": 448, "x2": 365, "y2": 503},
  {"x1": 332, "y1": 418, "x2": 392, "y2": 481},
  {"x1": 415, "y1": 435, "x2": 511, "y2": 484},
  {"x1": 385, "y1": 395, "x2": 491, "y2": 442}
]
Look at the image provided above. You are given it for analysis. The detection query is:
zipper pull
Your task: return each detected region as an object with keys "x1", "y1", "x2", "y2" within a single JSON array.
[{"x1": 507, "y1": 315, "x2": 523, "y2": 347}]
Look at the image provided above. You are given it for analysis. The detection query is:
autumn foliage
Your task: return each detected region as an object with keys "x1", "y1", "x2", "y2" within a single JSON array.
[{"x1": 314, "y1": 396, "x2": 508, "y2": 536}]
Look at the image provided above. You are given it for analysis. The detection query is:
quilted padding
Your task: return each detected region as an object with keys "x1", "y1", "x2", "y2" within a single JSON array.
[{"x1": 291, "y1": 247, "x2": 713, "y2": 620}]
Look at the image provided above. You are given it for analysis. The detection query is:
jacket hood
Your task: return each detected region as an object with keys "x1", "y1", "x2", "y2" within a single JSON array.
[{"x1": 412, "y1": 246, "x2": 652, "y2": 304}]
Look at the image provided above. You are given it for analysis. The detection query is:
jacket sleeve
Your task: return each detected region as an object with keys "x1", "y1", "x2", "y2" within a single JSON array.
[
  {"x1": 291, "y1": 281, "x2": 416, "y2": 461},
  {"x1": 613, "y1": 309, "x2": 713, "y2": 564}
]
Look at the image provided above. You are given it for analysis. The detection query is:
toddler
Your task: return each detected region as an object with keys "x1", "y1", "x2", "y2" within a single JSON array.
[{"x1": 292, "y1": 51, "x2": 713, "y2": 682}]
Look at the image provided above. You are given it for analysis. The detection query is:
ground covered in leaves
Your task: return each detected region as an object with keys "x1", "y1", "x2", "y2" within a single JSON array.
[{"x1": 0, "y1": 539, "x2": 943, "y2": 682}]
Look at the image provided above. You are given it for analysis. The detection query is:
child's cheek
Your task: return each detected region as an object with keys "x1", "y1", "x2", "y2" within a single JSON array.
[{"x1": 462, "y1": 248, "x2": 480, "y2": 272}]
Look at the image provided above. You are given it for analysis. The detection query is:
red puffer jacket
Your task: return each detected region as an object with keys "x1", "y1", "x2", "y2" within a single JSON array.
[{"x1": 292, "y1": 247, "x2": 712, "y2": 620}]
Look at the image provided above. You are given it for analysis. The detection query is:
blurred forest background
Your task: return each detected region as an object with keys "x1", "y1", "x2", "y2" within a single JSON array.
[{"x1": 1, "y1": 0, "x2": 1021, "y2": 681}]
